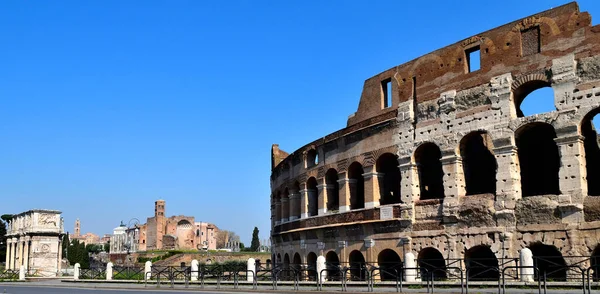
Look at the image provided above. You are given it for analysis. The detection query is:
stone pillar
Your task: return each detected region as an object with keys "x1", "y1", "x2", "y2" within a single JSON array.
[
  {"x1": 74, "y1": 263, "x2": 80, "y2": 280},
  {"x1": 19, "y1": 265, "x2": 25, "y2": 281},
  {"x1": 404, "y1": 252, "x2": 417, "y2": 282},
  {"x1": 10, "y1": 238, "x2": 17, "y2": 270},
  {"x1": 281, "y1": 196, "x2": 289, "y2": 223},
  {"x1": 317, "y1": 181, "x2": 328, "y2": 216},
  {"x1": 6, "y1": 239, "x2": 12, "y2": 270},
  {"x1": 289, "y1": 191, "x2": 300, "y2": 220},
  {"x1": 362, "y1": 165, "x2": 381, "y2": 209},
  {"x1": 398, "y1": 158, "x2": 419, "y2": 204},
  {"x1": 247, "y1": 258, "x2": 255, "y2": 282},
  {"x1": 22, "y1": 238, "x2": 30, "y2": 270},
  {"x1": 307, "y1": 188, "x2": 318, "y2": 217},
  {"x1": 57, "y1": 237, "x2": 63, "y2": 273},
  {"x1": 275, "y1": 201, "x2": 281, "y2": 225},
  {"x1": 441, "y1": 152, "x2": 462, "y2": 223},
  {"x1": 493, "y1": 142, "x2": 521, "y2": 226},
  {"x1": 555, "y1": 133, "x2": 587, "y2": 201},
  {"x1": 106, "y1": 262, "x2": 113, "y2": 280},
  {"x1": 520, "y1": 248, "x2": 534, "y2": 282},
  {"x1": 316, "y1": 255, "x2": 326, "y2": 283},
  {"x1": 16, "y1": 239, "x2": 23, "y2": 268},
  {"x1": 144, "y1": 261, "x2": 152, "y2": 281},
  {"x1": 191, "y1": 259, "x2": 199, "y2": 281}
]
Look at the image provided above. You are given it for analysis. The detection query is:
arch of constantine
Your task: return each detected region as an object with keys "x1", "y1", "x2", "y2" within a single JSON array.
[{"x1": 270, "y1": 2, "x2": 600, "y2": 281}]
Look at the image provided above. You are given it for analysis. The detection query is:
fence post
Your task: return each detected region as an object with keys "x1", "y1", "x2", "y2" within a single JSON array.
[
  {"x1": 317, "y1": 255, "x2": 326, "y2": 283},
  {"x1": 74, "y1": 263, "x2": 80, "y2": 280},
  {"x1": 404, "y1": 252, "x2": 417, "y2": 282},
  {"x1": 191, "y1": 259, "x2": 199, "y2": 281},
  {"x1": 106, "y1": 262, "x2": 113, "y2": 280},
  {"x1": 520, "y1": 248, "x2": 534, "y2": 282},
  {"x1": 248, "y1": 258, "x2": 255, "y2": 282},
  {"x1": 19, "y1": 265, "x2": 25, "y2": 281},
  {"x1": 144, "y1": 261, "x2": 152, "y2": 281}
]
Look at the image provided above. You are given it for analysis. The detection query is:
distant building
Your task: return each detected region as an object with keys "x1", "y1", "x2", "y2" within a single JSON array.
[
  {"x1": 4, "y1": 209, "x2": 64, "y2": 277},
  {"x1": 137, "y1": 200, "x2": 218, "y2": 251},
  {"x1": 109, "y1": 221, "x2": 139, "y2": 254},
  {"x1": 70, "y1": 218, "x2": 101, "y2": 246}
]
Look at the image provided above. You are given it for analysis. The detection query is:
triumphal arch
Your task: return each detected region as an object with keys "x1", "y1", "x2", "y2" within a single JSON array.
[{"x1": 270, "y1": 2, "x2": 600, "y2": 282}]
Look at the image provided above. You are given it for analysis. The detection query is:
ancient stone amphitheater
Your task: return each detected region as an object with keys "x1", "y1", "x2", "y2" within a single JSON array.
[{"x1": 270, "y1": 2, "x2": 600, "y2": 282}]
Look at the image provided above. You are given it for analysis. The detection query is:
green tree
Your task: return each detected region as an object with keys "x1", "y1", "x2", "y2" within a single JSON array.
[
  {"x1": 250, "y1": 227, "x2": 260, "y2": 252},
  {"x1": 0, "y1": 214, "x2": 12, "y2": 222},
  {"x1": 103, "y1": 241, "x2": 110, "y2": 253},
  {"x1": 61, "y1": 234, "x2": 69, "y2": 259},
  {"x1": 78, "y1": 242, "x2": 90, "y2": 268}
]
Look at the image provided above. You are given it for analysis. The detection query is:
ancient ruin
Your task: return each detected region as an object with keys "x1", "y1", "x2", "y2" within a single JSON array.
[
  {"x1": 4, "y1": 210, "x2": 64, "y2": 277},
  {"x1": 270, "y1": 2, "x2": 600, "y2": 282}
]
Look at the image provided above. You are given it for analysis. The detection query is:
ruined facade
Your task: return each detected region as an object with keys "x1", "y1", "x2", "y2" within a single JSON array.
[
  {"x1": 270, "y1": 2, "x2": 600, "y2": 281},
  {"x1": 138, "y1": 200, "x2": 218, "y2": 251}
]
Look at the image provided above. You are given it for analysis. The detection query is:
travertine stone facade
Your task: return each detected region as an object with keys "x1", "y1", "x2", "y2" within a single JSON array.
[
  {"x1": 5, "y1": 210, "x2": 64, "y2": 277},
  {"x1": 270, "y1": 2, "x2": 600, "y2": 281}
]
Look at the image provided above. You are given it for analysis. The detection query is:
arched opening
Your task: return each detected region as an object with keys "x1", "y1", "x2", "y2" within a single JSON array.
[
  {"x1": 376, "y1": 153, "x2": 401, "y2": 205},
  {"x1": 325, "y1": 169, "x2": 340, "y2": 211},
  {"x1": 293, "y1": 181, "x2": 301, "y2": 218},
  {"x1": 516, "y1": 123, "x2": 561, "y2": 196},
  {"x1": 348, "y1": 162, "x2": 365, "y2": 210},
  {"x1": 591, "y1": 245, "x2": 600, "y2": 281},
  {"x1": 276, "y1": 253, "x2": 282, "y2": 265},
  {"x1": 460, "y1": 131, "x2": 497, "y2": 195},
  {"x1": 306, "y1": 177, "x2": 318, "y2": 217},
  {"x1": 275, "y1": 191, "x2": 282, "y2": 223},
  {"x1": 306, "y1": 149, "x2": 318, "y2": 168},
  {"x1": 307, "y1": 252, "x2": 318, "y2": 281},
  {"x1": 292, "y1": 253, "x2": 302, "y2": 279},
  {"x1": 415, "y1": 143, "x2": 445, "y2": 200},
  {"x1": 465, "y1": 245, "x2": 499, "y2": 281},
  {"x1": 325, "y1": 251, "x2": 341, "y2": 281},
  {"x1": 583, "y1": 109, "x2": 600, "y2": 196},
  {"x1": 348, "y1": 250, "x2": 367, "y2": 281},
  {"x1": 529, "y1": 242, "x2": 567, "y2": 281},
  {"x1": 283, "y1": 188, "x2": 290, "y2": 221},
  {"x1": 377, "y1": 249, "x2": 402, "y2": 281},
  {"x1": 418, "y1": 247, "x2": 447, "y2": 280},
  {"x1": 513, "y1": 81, "x2": 555, "y2": 117},
  {"x1": 283, "y1": 253, "x2": 291, "y2": 280}
]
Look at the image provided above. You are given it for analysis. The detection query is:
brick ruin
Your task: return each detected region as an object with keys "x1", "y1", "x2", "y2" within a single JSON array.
[{"x1": 270, "y1": 2, "x2": 600, "y2": 281}]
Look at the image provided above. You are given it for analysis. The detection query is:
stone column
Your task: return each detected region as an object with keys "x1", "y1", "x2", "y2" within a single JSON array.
[
  {"x1": 247, "y1": 258, "x2": 255, "y2": 282},
  {"x1": 337, "y1": 172, "x2": 351, "y2": 212},
  {"x1": 317, "y1": 181, "x2": 328, "y2": 216},
  {"x1": 191, "y1": 259, "x2": 199, "y2": 281},
  {"x1": 362, "y1": 165, "x2": 381, "y2": 209},
  {"x1": 398, "y1": 158, "x2": 419, "y2": 204},
  {"x1": 16, "y1": 239, "x2": 23, "y2": 268},
  {"x1": 288, "y1": 192, "x2": 300, "y2": 221},
  {"x1": 57, "y1": 236, "x2": 63, "y2": 273},
  {"x1": 10, "y1": 238, "x2": 18, "y2": 270},
  {"x1": 441, "y1": 152, "x2": 462, "y2": 223},
  {"x1": 555, "y1": 133, "x2": 587, "y2": 200},
  {"x1": 520, "y1": 248, "x2": 534, "y2": 282},
  {"x1": 307, "y1": 188, "x2": 318, "y2": 217},
  {"x1": 493, "y1": 141, "x2": 521, "y2": 226},
  {"x1": 316, "y1": 255, "x2": 326, "y2": 283},
  {"x1": 22, "y1": 237, "x2": 30, "y2": 270},
  {"x1": 74, "y1": 263, "x2": 80, "y2": 280},
  {"x1": 106, "y1": 262, "x2": 113, "y2": 280},
  {"x1": 299, "y1": 184, "x2": 309, "y2": 219},
  {"x1": 281, "y1": 197, "x2": 289, "y2": 223},
  {"x1": 404, "y1": 252, "x2": 417, "y2": 282},
  {"x1": 274, "y1": 201, "x2": 281, "y2": 225},
  {"x1": 144, "y1": 261, "x2": 152, "y2": 281},
  {"x1": 5, "y1": 239, "x2": 12, "y2": 270}
]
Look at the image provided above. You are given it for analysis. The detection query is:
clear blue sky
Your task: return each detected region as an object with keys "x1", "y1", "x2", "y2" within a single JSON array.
[{"x1": 1, "y1": 1, "x2": 599, "y2": 244}]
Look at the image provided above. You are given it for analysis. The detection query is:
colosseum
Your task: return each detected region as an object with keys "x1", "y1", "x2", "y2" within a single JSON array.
[{"x1": 270, "y1": 2, "x2": 600, "y2": 283}]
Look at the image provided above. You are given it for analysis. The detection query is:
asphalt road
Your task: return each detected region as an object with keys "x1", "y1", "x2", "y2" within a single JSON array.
[{"x1": 0, "y1": 285, "x2": 258, "y2": 294}]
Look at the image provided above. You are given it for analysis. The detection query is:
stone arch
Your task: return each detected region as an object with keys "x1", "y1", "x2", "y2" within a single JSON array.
[
  {"x1": 307, "y1": 252, "x2": 318, "y2": 281},
  {"x1": 528, "y1": 242, "x2": 567, "y2": 281},
  {"x1": 348, "y1": 250, "x2": 367, "y2": 281},
  {"x1": 516, "y1": 122, "x2": 561, "y2": 196},
  {"x1": 325, "y1": 169, "x2": 340, "y2": 211},
  {"x1": 306, "y1": 149, "x2": 318, "y2": 168},
  {"x1": 292, "y1": 252, "x2": 302, "y2": 278},
  {"x1": 414, "y1": 142, "x2": 445, "y2": 200},
  {"x1": 325, "y1": 251, "x2": 341, "y2": 281},
  {"x1": 276, "y1": 253, "x2": 282, "y2": 264},
  {"x1": 464, "y1": 245, "x2": 499, "y2": 281},
  {"x1": 283, "y1": 253, "x2": 291, "y2": 280},
  {"x1": 377, "y1": 249, "x2": 402, "y2": 281},
  {"x1": 348, "y1": 162, "x2": 365, "y2": 210},
  {"x1": 511, "y1": 75, "x2": 554, "y2": 117},
  {"x1": 582, "y1": 108, "x2": 600, "y2": 196},
  {"x1": 459, "y1": 131, "x2": 497, "y2": 195},
  {"x1": 306, "y1": 177, "x2": 318, "y2": 217},
  {"x1": 591, "y1": 245, "x2": 600, "y2": 281},
  {"x1": 376, "y1": 153, "x2": 401, "y2": 205},
  {"x1": 418, "y1": 247, "x2": 447, "y2": 279}
]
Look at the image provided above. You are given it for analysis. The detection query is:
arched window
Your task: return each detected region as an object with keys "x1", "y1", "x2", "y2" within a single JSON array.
[
  {"x1": 516, "y1": 123, "x2": 560, "y2": 196},
  {"x1": 306, "y1": 149, "x2": 318, "y2": 168},
  {"x1": 307, "y1": 252, "x2": 318, "y2": 281},
  {"x1": 377, "y1": 249, "x2": 402, "y2": 281},
  {"x1": 460, "y1": 131, "x2": 497, "y2": 195},
  {"x1": 306, "y1": 177, "x2": 318, "y2": 217},
  {"x1": 376, "y1": 153, "x2": 401, "y2": 205},
  {"x1": 418, "y1": 247, "x2": 446, "y2": 280},
  {"x1": 583, "y1": 109, "x2": 600, "y2": 196},
  {"x1": 348, "y1": 162, "x2": 365, "y2": 210},
  {"x1": 325, "y1": 169, "x2": 339, "y2": 211},
  {"x1": 325, "y1": 251, "x2": 341, "y2": 281},
  {"x1": 465, "y1": 245, "x2": 499, "y2": 281},
  {"x1": 348, "y1": 250, "x2": 367, "y2": 281},
  {"x1": 415, "y1": 143, "x2": 445, "y2": 200},
  {"x1": 513, "y1": 80, "x2": 555, "y2": 117}
]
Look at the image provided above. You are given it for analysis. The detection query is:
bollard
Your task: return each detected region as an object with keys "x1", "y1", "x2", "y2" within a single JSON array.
[
  {"x1": 191, "y1": 259, "x2": 199, "y2": 281},
  {"x1": 520, "y1": 248, "x2": 534, "y2": 282},
  {"x1": 106, "y1": 262, "x2": 113, "y2": 280},
  {"x1": 316, "y1": 255, "x2": 326, "y2": 283},
  {"x1": 74, "y1": 263, "x2": 80, "y2": 280},
  {"x1": 404, "y1": 252, "x2": 417, "y2": 282},
  {"x1": 144, "y1": 261, "x2": 152, "y2": 281},
  {"x1": 247, "y1": 258, "x2": 255, "y2": 282},
  {"x1": 19, "y1": 266, "x2": 25, "y2": 281}
]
